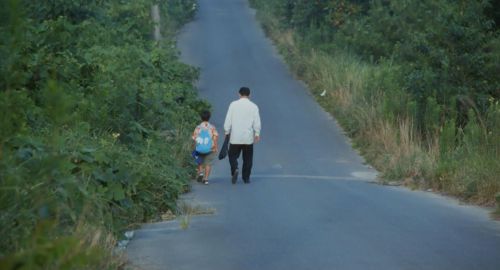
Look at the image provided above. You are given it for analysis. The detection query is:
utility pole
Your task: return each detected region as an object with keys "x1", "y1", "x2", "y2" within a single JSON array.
[{"x1": 151, "y1": 3, "x2": 161, "y2": 41}]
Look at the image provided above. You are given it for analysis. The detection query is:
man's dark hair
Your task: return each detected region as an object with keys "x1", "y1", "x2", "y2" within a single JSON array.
[
  {"x1": 239, "y1": 87, "x2": 250, "y2": 96},
  {"x1": 200, "y1": 110, "x2": 211, "y2": 122}
]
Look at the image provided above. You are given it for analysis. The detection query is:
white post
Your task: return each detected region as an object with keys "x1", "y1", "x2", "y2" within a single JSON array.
[{"x1": 151, "y1": 4, "x2": 161, "y2": 41}]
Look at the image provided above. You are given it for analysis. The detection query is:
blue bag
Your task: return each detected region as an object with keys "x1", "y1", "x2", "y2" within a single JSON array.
[{"x1": 195, "y1": 126, "x2": 213, "y2": 154}]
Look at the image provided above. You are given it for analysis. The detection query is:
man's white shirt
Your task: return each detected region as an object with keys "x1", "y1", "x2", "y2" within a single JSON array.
[{"x1": 224, "y1": 98, "x2": 261, "y2": 144}]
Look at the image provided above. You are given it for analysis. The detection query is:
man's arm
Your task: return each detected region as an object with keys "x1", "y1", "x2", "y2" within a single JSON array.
[
  {"x1": 224, "y1": 103, "x2": 233, "y2": 135},
  {"x1": 253, "y1": 107, "x2": 261, "y2": 143}
]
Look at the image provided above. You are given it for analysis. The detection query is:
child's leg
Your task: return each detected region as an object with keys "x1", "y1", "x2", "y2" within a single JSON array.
[
  {"x1": 204, "y1": 165, "x2": 211, "y2": 181},
  {"x1": 197, "y1": 164, "x2": 204, "y2": 182}
]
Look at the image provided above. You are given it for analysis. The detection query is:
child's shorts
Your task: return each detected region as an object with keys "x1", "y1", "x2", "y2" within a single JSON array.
[{"x1": 200, "y1": 152, "x2": 216, "y2": 165}]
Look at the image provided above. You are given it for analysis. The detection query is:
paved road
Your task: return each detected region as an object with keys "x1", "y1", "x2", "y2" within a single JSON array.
[{"x1": 126, "y1": 0, "x2": 500, "y2": 269}]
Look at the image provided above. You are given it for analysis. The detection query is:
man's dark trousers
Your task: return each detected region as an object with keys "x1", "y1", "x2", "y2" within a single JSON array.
[{"x1": 228, "y1": 144, "x2": 253, "y2": 182}]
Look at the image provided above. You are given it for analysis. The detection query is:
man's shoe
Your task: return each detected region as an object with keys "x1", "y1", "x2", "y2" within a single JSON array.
[
  {"x1": 197, "y1": 173, "x2": 203, "y2": 183},
  {"x1": 243, "y1": 178, "x2": 250, "y2": 184},
  {"x1": 231, "y1": 169, "x2": 238, "y2": 184}
]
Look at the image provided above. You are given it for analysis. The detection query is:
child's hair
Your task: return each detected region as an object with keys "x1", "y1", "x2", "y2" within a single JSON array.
[{"x1": 200, "y1": 110, "x2": 211, "y2": 121}]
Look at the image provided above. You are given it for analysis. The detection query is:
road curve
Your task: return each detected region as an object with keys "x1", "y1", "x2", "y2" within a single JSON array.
[{"x1": 126, "y1": 0, "x2": 500, "y2": 269}]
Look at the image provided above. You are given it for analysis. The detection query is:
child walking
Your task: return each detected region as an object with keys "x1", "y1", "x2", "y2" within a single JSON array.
[{"x1": 192, "y1": 110, "x2": 219, "y2": 184}]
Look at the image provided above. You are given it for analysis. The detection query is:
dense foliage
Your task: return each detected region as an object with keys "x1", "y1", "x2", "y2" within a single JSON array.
[
  {"x1": 254, "y1": 0, "x2": 500, "y2": 132},
  {"x1": 250, "y1": 0, "x2": 499, "y2": 208},
  {"x1": 0, "y1": 0, "x2": 203, "y2": 268}
]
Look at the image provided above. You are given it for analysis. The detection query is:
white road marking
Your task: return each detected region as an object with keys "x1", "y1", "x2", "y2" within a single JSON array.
[{"x1": 210, "y1": 174, "x2": 374, "y2": 181}]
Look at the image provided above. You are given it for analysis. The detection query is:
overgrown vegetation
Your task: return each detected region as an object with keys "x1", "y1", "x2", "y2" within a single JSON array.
[
  {"x1": 0, "y1": 0, "x2": 204, "y2": 268},
  {"x1": 250, "y1": 0, "x2": 500, "y2": 213}
]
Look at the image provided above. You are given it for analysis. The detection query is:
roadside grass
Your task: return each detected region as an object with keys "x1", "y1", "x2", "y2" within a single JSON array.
[
  {"x1": 495, "y1": 194, "x2": 500, "y2": 219},
  {"x1": 0, "y1": 220, "x2": 124, "y2": 270},
  {"x1": 303, "y1": 50, "x2": 437, "y2": 186},
  {"x1": 252, "y1": 7, "x2": 500, "y2": 213},
  {"x1": 176, "y1": 201, "x2": 216, "y2": 230},
  {"x1": 178, "y1": 214, "x2": 191, "y2": 230}
]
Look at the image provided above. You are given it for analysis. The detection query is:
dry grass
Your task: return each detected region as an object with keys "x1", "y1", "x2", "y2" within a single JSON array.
[
  {"x1": 176, "y1": 201, "x2": 216, "y2": 230},
  {"x1": 362, "y1": 119, "x2": 436, "y2": 183},
  {"x1": 300, "y1": 48, "x2": 437, "y2": 184},
  {"x1": 73, "y1": 217, "x2": 128, "y2": 269}
]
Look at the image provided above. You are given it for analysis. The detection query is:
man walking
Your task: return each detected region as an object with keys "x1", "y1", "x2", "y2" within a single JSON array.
[{"x1": 224, "y1": 87, "x2": 261, "y2": 184}]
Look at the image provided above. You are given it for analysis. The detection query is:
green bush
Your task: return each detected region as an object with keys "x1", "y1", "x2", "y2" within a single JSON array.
[
  {"x1": 0, "y1": 0, "x2": 202, "y2": 268},
  {"x1": 254, "y1": 0, "x2": 499, "y2": 133},
  {"x1": 495, "y1": 193, "x2": 500, "y2": 218}
]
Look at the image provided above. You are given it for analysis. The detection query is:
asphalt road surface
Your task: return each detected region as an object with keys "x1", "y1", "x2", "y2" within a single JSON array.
[{"x1": 126, "y1": 0, "x2": 500, "y2": 269}]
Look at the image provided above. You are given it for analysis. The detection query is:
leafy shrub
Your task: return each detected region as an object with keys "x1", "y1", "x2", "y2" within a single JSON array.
[{"x1": 0, "y1": 0, "x2": 202, "y2": 268}]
